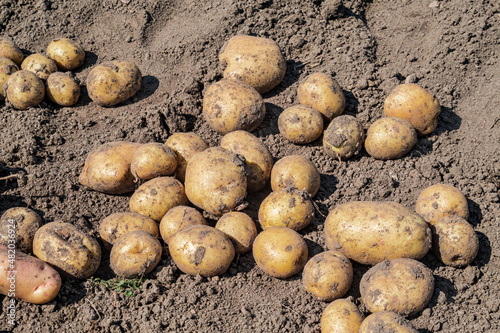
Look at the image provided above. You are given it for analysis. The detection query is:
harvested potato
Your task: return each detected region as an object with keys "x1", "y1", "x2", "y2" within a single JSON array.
[
  {"x1": 359, "y1": 312, "x2": 418, "y2": 333},
  {"x1": 110, "y1": 230, "x2": 162, "y2": 278},
  {"x1": 21, "y1": 54, "x2": 58, "y2": 80},
  {"x1": 220, "y1": 130, "x2": 273, "y2": 193},
  {"x1": 360, "y1": 258, "x2": 434, "y2": 316},
  {"x1": 364, "y1": 117, "x2": 417, "y2": 160},
  {"x1": 0, "y1": 57, "x2": 19, "y2": 100},
  {"x1": 130, "y1": 176, "x2": 188, "y2": 222},
  {"x1": 131, "y1": 143, "x2": 177, "y2": 181},
  {"x1": 415, "y1": 183, "x2": 469, "y2": 225},
  {"x1": 219, "y1": 35, "x2": 286, "y2": 94},
  {"x1": 185, "y1": 147, "x2": 247, "y2": 216},
  {"x1": 33, "y1": 222, "x2": 101, "y2": 279},
  {"x1": 325, "y1": 201, "x2": 431, "y2": 265},
  {"x1": 323, "y1": 115, "x2": 365, "y2": 160},
  {"x1": 99, "y1": 212, "x2": 159, "y2": 250},
  {"x1": 169, "y1": 225, "x2": 235, "y2": 277},
  {"x1": 159, "y1": 206, "x2": 207, "y2": 244},
  {"x1": 384, "y1": 83, "x2": 441, "y2": 136},
  {"x1": 0, "y1": 39, "x2": 24, "y2": 66},
  {"x1": 278, "y1": 105, "x2": 324, "y2": 144},
  {"x1": 4, "y1": 70, "x2": 45, "y2": 110},
  {"x1": 253, "y1": 226, "x2": 308, "y2": 279},
  {"x1": 79, "y1": 141, "x2": 142, "y2": 194},
  {"x1": 0, "y1": 207, "x2": 42, "y2": 253},
  {"x1": 165, "y1": 132, "x2": 208, "y2": 183},
  {"x1": 297, "y1": 73, "x2": 345, "y2": 120},
  {"x1": 46, "y1": 38, "x2": 85, "y2": 71},
  {"x1": 86, "y1": 60, "x2": 142, "y2": 107},
  {"x1": 203, "y1": 79, "x2": 265, "y2": 134},
  {"x1": 45, "y1": 72, "x2": 80, "y2": 106},
  {"x1": 321, "y1": 298, "x2": 364, "y2": 333},
  {"x1": 271, "y1": 155, "x2": 321, "y2": 197},
  {"x1": 215, "y1": 212, "x2": 257, "y2": 254}
]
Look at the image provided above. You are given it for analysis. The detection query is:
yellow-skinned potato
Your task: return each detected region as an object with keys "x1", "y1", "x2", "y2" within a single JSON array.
[
  {"x1": 99, "y1": 212, "x2": 159, "y2": 250},
  {"x1": 130, "y1": 176, "x2": 188, "y2": 222},
  {"x1": 203, "y1": 79, "x2": 265, "y2": 134},
  {"x1": 278, "y1": 105, "x2": 324, "y2": 144},
  {"x1": 364, "y1": 117, "x2": 417, "y2": 160},
  {"x1": 110, "y1": 230, "x2": 162, "y2": 278},
  {"x1": 165, "y1": 132, "x2": 208, "y2": 183},
  {"x1": 169, "y1": 225, "x2": 235, "y2": 277},
  {"x1": 4, "y1": 70, "x2": 45, "y2": 110},
  {"x1": 321, "y1": 298, "x2": 364, "y2": 333},
  {"x1": 33, "y1": 222, "x2": 101, "y2": 279},
  {"x1": 297, "y1": 73, "x2": 345, "y2": 120},
  {"x1": 323, "y1": 115, "x2": 365, "y2": 160},
  {"x1": 415, "y1": 183, "x2": 469, "y2": 225},
  {"x1": 0, "y1": 207, "x2": 42, "y2": 254},
  {"x1": 21, "y1": 54, "x2": 58, "y2": 80},
  {"x1": 86, "y1": 60, "x2": 142, "y2": 107},
  {"x1": 0, "y1": 39, "x2": 24, "y2": 66},
  {"x1": 45, "y1": 72, "x2": 80, "y2": 106},
  {"x1": 325, "y1": 201, "x2": 431, "y2": 265},
  {"x1": 253, "y1": 226, "x2": 308, "y2": 279},
  {"x1": 219, "y1": 35, "x2": 286, "y2": 94},
  {"x1": 220, "y1": 130, "x2": 273, "y2": 193},
  {"x1": 384, "y1": 83, "x2": 441, "y2": 136},
  {"x1": 159, "y1": 206, "x2": 207, "y2": 245},
  {"x1": 271, "y1": 155, "x2": 321, "y2": 198},
  {"x1": 215, "y1": 212, "x2": 257, "y2": 254},
  {"x1": 130, "y1": 142, "x2": 177, "y2": 181},
  {"x1": 360, "y1": 258, "x2": 434, "y2": 316},
  {"x1": 0, "y1": 57, "x2": 19, "y2": 100},
  {"x1": 359, "y1": 312, "x2": 418, "y2": 333},
  {"x1": 46, "y1": 38, "x2": 85, "y2": 71}
]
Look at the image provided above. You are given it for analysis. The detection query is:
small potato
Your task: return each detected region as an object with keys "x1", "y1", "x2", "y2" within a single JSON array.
[
  {"x1": 86, "y1": 60, "x2": 142, "y2": 107},
  {"x1": 253, "y1": 226, "x2": 308, "y2": 279},
  {"x1": 271, "y1": 155, "x2": 321, "y2": 198},
  {"x1": 203, "y1": 79, "x2": 265, "y2": 134},
  {"x1": 297, "y1": 73, "x2": 346, "y2": 120},
  {"x1": 0, "y1": 207, "x2": 42, "y2": 253},
  {"x1": 33, "y1": 222, "x2": 101, "y2": 279},
  {"x1": 278, "y1": 105, "x2": 324, "y2": 144},
  {"x1": 159, "y1": 206, "x2": 207, "y2": 244},
  {"x1": 45, "y1": 72, "x2": 80, "y2": 106},
  {"x1": 384, "y1": 83, "x2": 441, "y2": 136},
  {"x1": 323, "y1": 115, "x2": 365, "y2": 160},
  {"x1": 220, "y1": 130, "x2": 273, "y2": 192},
  {"x1": 169, "y1": 225, "x2": 235, "y2": 277},
  {"x1": 364, "y1": 117, "x2": 417, "y2": 160},
  {"x1": 46, "y1": 38, "x2": 85, "y2": 71},
  {"x1": 165, "y1": 132, "x2": 208, "y2": 183},
  {"x1": 131, "y1": 143, "x2": 178, "y2": 181},
  {"x1": 130, "y1": 176, "x2": 188, "y2": 222},
  {"x1": 0, "y1": 39, "x2": 24, "y2": 66},
  {"x1": 0, "y1": 57, "x2": 19, "y2": 100},
  {"x1": 21, "y1": 54, "x2": 58, "y2": 80},
  {"x1": 110, "y1": 230, "x2": 162, "y2": 278},
  {"x1": 360, "y1": 258, "x2": 434, "y2": 316},
  {"x1": 215, "y1": 212, "x2": 257, "y2": 254},
  {"x1": 415, "y1": 183, "x2": 469, "y2": 225},
  {"x1": 359, "y1": 312, "x2": 418, "y2": 333},
  {"x1": 321, "y1": 298, "x2": 364, "y2": 333},
  {"x1": 4, "y1": 70, "x2": 45, "y2": 110},
  {"x1": 219, "y1": 35, "x2": 286, "y2": 94},
  {"x1": 99, "y1": 212, "x2": 159, "y2": 250}
]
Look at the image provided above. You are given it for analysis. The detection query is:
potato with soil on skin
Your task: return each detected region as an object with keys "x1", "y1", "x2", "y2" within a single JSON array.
[
  {"x1": 320, "y1": 298, "x2": 364, "y2": 333},
  {"x1": 0, "y1": 39, "x2": 24, "y2": 66},
  {"x1": 86, "y1": 60, "x2": 142, "y2": 107},
  {"x1": 99, "y1": 212, "x2": 159, "y2": 250},
  {"x1": 33, "y1": 222, "x2": 101, "y2": 279},
  {"x1": 169, "y1": 225, "x2": 235, "y2": 277},
  {"x1": 278, "y1": 105, "x2": 324, "y2": 144},
  {"x1": 0, "y1": 207, "x2": 42, "y2": 254},
  {"x1": 159, "y1": 206, "x2": 207, "y2": 245},
  {"x1": 165, "y1": 132, "x2": 208, "y2": 183},
  {"x1": 215, "y1": 212, "x2": 257, "y2": 254},
  {"x1": 271, "y1": 155, "x2": 321, "y2": 198},
  {"x1": 220, "y1": 130, "x2": 273, "y2": 193},
  {"x1": 359, "y1": 311, "x2": 418, "y2": 333},
  {"x1": 415, "y1": 183, "x2": 469, "y2": 225},
  {"x1": 323, "y1": 115, "x2": 365, "y2": 160},
  {"x1": 0, "y1": 57, "x2": 19, "y2": 101},
  {"x1": 45, "y1": 72, "x2": 80, "y2": 106},
  {"x1": 46, "y1": 38, "x2": 85, "y2": 71},
  {"x1": 364, "y1": 117, "x2": 417, "y2": 160},
  {"x1": 21, "y1": 54, "x2": 58, "y2": 80},
  {"x1": 360, "y1": 258, "x2": 434, "y2": 316},
  {"x1": 219, "y1": 35, "x2": 286, "y2": 94},
  {"x1": 202, "y1": 79, "x2": 265, "y2": 134},
  {"x1": 130, "y1": 142, "x2": 178, "y2": 181},
  {"x1": 3, "y1": 70, "x2": 45, "y2": 110},
  {"x1": 325, "y1": 201, "x2": 431, "y2": 265}
]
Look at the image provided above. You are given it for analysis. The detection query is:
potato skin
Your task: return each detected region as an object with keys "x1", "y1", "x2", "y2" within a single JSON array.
[
  {"x1": 159, "y1": 206, "x2": 207, "y2": 244},
  {"x1": 323, "y1": 115, "x2": 365, "y2": 160},
  {"x1": 4, "y1": 70, "x2": 45, "y2": 110},
  {"x1": 359, "y1": 311, "x2": 418, "y2": 333},
  {"x1": 131, "y1": 143, "x2": 178, "y2": 181},
  {"x1": 297, "y1": 73, "x2": 346, "y2": 120},
  {"x1": 165, "y1": 132, "x2": 208, "y2": 183},
  {"x1": 0, "y1": 57, "x2": 19, "y2": 101},
  {"x1": 364, "y1": 117, "x2": 417, "y2": 160},
  {"x1": 46, "y1": 72, "x2": 80, "y2": 106},
  {"x1": 321, "y1": 298, "x2": 364, "y2": 333},
  {"x1": 271, "y1": 155, "x2": 321, "y2": 198},
  {"x1": 325, "y1": 201, "x2": 431, "y2": 265},
  {"x1": 278, "y1": 105, "x2": 324, "y2": 144},
  {"x1": 415, "y1": 183, "x2": 469, "y2": 225},
  {"x1": 21, "y1": 54, "x2": 58, "y2": 80},
  {"x1": 0, "y1": 207, "x2": 42, "y2": 253},
  {"x1": 99, "y1": 212, "x2": 159, "y2": 250},
  {"x1": 46, "y1": 38, "x2": 85, "y2": 71},
  {"x1": 0, "y1": 39, "x2": 24, "y2": 66},
  {"x1": 215, "y1": 212, "x2": 257, "y2": 254}
]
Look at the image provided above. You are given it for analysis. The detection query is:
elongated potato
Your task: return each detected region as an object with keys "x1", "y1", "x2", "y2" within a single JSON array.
[
  {"x1": 323, "y1": 115, "x2": 365, "y2": 160},
  {"x1": 130, "y1": 142, "x2": 178, "y2": 181},
  {"x1": 364, "y1": 117, "x2": 417, "y2": 160},
  {"x1": 215, "y1": 212, "x2": 257, "y2": 254},
  {"x1": 99, "y1": 212, "x2": 159, "y2": 250},
  {"x1": 45, "y1": 72, "x2": 80, "y2": 106},
  {"x1": 46, "y1": 38, "x2": 85, "y2": 71},
  {"x1": 359, "y1": 312, "x2": 418, "y2": 333},
  {"x1": 21, "y1": 54, "x2": 58, "y2": 80},
  {"x1": 165, "y1": 132, "x2": 208, "y2": 183},
  {"x1": 297, "y1": 73, "x2": 345, "y2": 120},
  {"x1": 0, "y1": 57, "x2": 19, "y2": 100},
  {"x1": 0, "y1": 207, "x2": 42, "y2": 253},
  {"x1": 4, "y1": 70, "x2": 45, "y2": 110},
  {"x1": 321, "y1": 298, "x2": 364, "y2": 333},
  {"x1": 0, "y1": 39, "x2": 24, "y2": 66},
  {"x1": 415, "y1": 183, "x2": 469, "y2": 225},
  {"x1": 278, "y1": 105, "x2": 324, "y2": 144},
  {"x1": 271, "y1": 155, "x2": 321, "y2": 197},
  {"x1": 159, "y1": 206, "x2": 207, "y2": 244}
]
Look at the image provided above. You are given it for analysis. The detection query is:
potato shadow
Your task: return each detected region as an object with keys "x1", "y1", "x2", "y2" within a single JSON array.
[
  {"x1": 475, "y1": 232, "x2": 492, "y2": 268},
  {"x1": 467, "y1": 198, "x2": 483, "y2": 227},
  {"x1": 0, "y1": 195, "x2": 26, "y2": 213},
  {"x1": 435, "y1": 106, "x2": 462, "y2": 134},
  {"x1": 304, "y1": 238, "x2": 324, "y2": 259},
  {"x1": 73, "y1": 51, "x2": 99, "y2": 73},
  {"x1": 262, "y1": 60, "x2": 305, "y2": 99},
  {"x1": 56, "y1": 279, "x2": 88, "y2": 306},
  {"x1": 423, "y1": 274, "x2": 458, "y2": 313},
  {"x1": 316, "y1": 173, "x2": 338, "y2": 205},
  {"x1": 132, "y1": 75, "x2": 160, "y2": 103},
  {"x1": 344, "y1": 262, "x2": 370, "y2": 300},
  {"x1": 256, "y1": 103, "x2": 283, "y2": 136},
  {"x1": 343, "y1": 90, "x2": 360, "y2": 116}
]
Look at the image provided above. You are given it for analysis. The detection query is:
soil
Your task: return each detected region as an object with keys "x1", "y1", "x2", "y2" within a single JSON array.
[{"x1": 0, "y1": 0, "x2": 499, "y2": 332}]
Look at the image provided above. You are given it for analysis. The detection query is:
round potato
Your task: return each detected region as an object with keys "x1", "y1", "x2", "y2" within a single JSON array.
[
  {"x1": 415, "y1": 183, "x2": 469, "y2": 225},
  {"x1": 215, "y1": 212, "x2": 257, "y2": 254},
  {"x1": 169, "y1": 225, "x2": 235, "y2": 277},
  {"x1": 99, "y1": 212, "x2": 159, "y2": 250},
  {"x1": 165, "y1": 132, "x2": 208, "y2": 183},
  {"x1": 159, "y1": 206, "x2": 207, "y2": 245},
  {"x1": 271, "y1": 155, "x2": 321, "y2": 197},
  {"x1": 0, "y1": 39, "x2": 24, "y2": 66},
  {"x1": 323, "y1": 115, "x2": 365, "y2": 160},
  {"x1": 45, "y1": 72, "x2": 80, "y2": 106},
  {"x1": 278, "y1": 105, "x2": 324, "y2": 144},
  {"x1": 297, "y1": 73, "x2": 346, "y2": 120},
  {"x1": 0, "y1": 207, "x2": 42, "y2": 253},
  {"x1": 4, "y1": 70, "x2": 45, "y2": 110},
  {"x1": 46, "y1": 38, "x2": 85, "y2": 71},
  {"x1": 21, "y1": 54, "x2": 58, "y2": 80},
  {"x1": 359, "y1": 312, "x2": 418, "y2": 333},
  {"x1": 364, "y1": 117, "x2": 417, "y2": 160},
  {"x1": 33, "y1": 222, "x2": 101, "y2": 279},
  {"x1": 131, "y1": 142, "x2": 177, "y2": 181},
  {"x1": 321, "y1": 298, "x2": 364, "y2": 333},
  {"x1": 384, "y1": 83, "x2": 441, "y2": 136},
  {"x1": 202, "y1": 79, "x2": 265, "y2": 134},
  {"x1": 219, "y1": 35, "x2": 286, "y2": 94},
  {"x1": 253, "y1": 226, "x2": 308, "y2": 279},
  {"x1": 86, "y1": 60, "x2": 142, "y2": 107},
  {"x1": 0, "y1": 57, "x2": 19, "y2": 100},
  {"x1": 360, "y1": 258, "x2": 434, "y2": 316}
]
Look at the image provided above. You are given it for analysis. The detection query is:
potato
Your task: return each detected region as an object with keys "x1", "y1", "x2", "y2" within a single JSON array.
[
  {"x1": 360, "y1": 258, "x2": 434, "y2": 316},
  {"x1": 321, "y1": 298, "x2": 364, "y2": 333},
  {"x1": 323, "y1": 115, "x2": 365, "y2": 160},
  {"x1": 0, "y1": 207, "x2": 42, "y2": 253},
  {"x1": 432, "y1": 215, "x2": 478, "y2": 267},
  {"x1": 384, "y1": 83, "x2": 441, "y2": 136},
  {"x1": 130, "y1": 176, "x2": 188, "y2": 222},
  {"x1": 20, "y1": 54, "x2": 58, "y2": 80},
  {"x1": 297, "y1": 73, "x2": 346, "y2": 120},
  {"x1": 165, "y1": 132, "x2": 208, "y2": 183},
  {"x1": 258, "y1": 188, "x2": 314, "y2": 231},
  {"x1": 4, "y1": 70, "x2": 45, "y2": 110},
  {"x1": 130, "y1": 142, "x2": 177, "y2": 181},
  {"x1": 159, "y1": 206, "x2": 207, "y2": 245},
  {"x1": 45, "y1": 72, "x2": 80, "y2": 106},
  {"x1": 271, "y1": 155, "x2": 321, "y2": 198},
  {"x1": 325, "y1": 201, "x2": 431, "y2": 265},
  {"x1": 168, "y1": 225, "x2": 235, "y2": 277},
  {"x1": 99, "y1": 212, "x2": 159, "y2": 250},
  {"x1": 79, "y1": 141, "x2": 142, "y2": 194},
  {"x1": 46, "y1": 38, "x2": 85, "y2": 71},
  {"x1": 219, "y1": 35, "x2": 286, "y2": 94},
  {"x1": 415, "y1": 183, "x2": 469, "y2": 225},
  {"x1": 0, "y1": 57, "x2": 19, "y2": 101},
  {"x1": 359, "y1": 312, "x2": 418, "y2": 333},
  {"x1": 253, "y1": 226, "x2": 308, "y2": 279},
  {"x1": 110, "y1": 230, "x2": 162, "y2": 278},
  {"x1": 278, "y1": 105, "x2": 324, "y2": 144},
  {"x1": 86, "y1": 60, "x2": 142, "y2": 107},
  {"x1": 0, "y1": 246, "x2": 61, "y2": 304},
  {"x1": 0, "y1": 39, "x2": 24, "y2": 66},
  {"x1": 33, "y1": 222, "x2": 101, "y2": 279},
  {"x1": 202, "y1": 79, "x2": 265, "y2": 134},
  {"x1": 215, "y1": 212, "x2": 257, "y2": 254},
  {"x1": 364, "y1": 117, "x2": 417, "y2": 160},
  {"x1": 185, "y1": 147, "x2": 247, "y2": 216}
]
